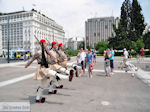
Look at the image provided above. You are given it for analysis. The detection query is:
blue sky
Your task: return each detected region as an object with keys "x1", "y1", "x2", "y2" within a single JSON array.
[{"x1": 0, "y1": 0, "x2": 149, "y2": 38}]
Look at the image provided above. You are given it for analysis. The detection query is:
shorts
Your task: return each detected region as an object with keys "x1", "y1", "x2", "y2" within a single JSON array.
[
  {"x1": 110, "y1": 60, "x2": 114, "y2": 68},
  {"x1": 87, "y1": 63, "x2": 92, "y2": 72},
  {"x1": 77, "y1": 63, "x2": 81, "y2": 66},
  {"x1": 93, "y1": 56, "x2": 96, "y2": 60},
  {"x1": 81, "y1": 61, "x2": 85, "y2": 70}
]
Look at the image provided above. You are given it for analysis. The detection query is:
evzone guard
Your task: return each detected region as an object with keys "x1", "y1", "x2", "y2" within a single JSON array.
[
  {"x1": 58, "y1": 43, "x2": 79, "y2": 77},
  {"x1": 49, "y1": 41, "x2": 74, "y2": 88},
  {"x1": 24, "y1": 39, "x2": 74, "y2": 103}
]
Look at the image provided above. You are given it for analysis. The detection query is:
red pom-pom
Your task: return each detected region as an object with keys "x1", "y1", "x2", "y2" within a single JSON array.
[
  {"x1": 40, "y1": 39, "x2": 46, "y2": 43},
  {"x1": 59, "y1": 43, "x2": 63, "y2": 47},
  {"x1": 52, "y1": 41, "x2": 57, "y2": 45}
]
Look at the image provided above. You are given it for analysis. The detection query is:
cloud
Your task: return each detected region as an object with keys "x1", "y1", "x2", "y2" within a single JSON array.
[{"x1": 0, "y1": 0, "x2": 149, "y2": 38}]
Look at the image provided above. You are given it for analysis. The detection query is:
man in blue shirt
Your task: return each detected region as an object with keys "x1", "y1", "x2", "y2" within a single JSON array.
[
  {"x1": 85, "y1": 49, "x2": 93, "y2": 78},
  {"x1": 110, "y1": 47, "x2": 115, "y2": 74}
]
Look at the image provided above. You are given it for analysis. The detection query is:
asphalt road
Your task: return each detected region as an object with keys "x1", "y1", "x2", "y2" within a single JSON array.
[{"x1": 0, "y1": 57, "x2": 150, "y2": 112}]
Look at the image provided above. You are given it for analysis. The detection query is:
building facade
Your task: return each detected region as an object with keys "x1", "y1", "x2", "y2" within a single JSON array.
[
  {"x1": 0, "y1": 25, "x2": 2, "y2": 55},
  {"x1": 67, "y1": 37, "x2": 84, "y2": 50},
  {"x1": 0, "y1": 10, "x2": 65, "y2": 55},
  {"x1": 85, "y1": 17, "x2": 117, "y2": 48}
]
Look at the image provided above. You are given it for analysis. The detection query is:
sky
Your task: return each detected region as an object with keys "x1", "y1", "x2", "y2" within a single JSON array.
[{"x1": 0, "y1": 0, "x2": 149, "y2": 38}]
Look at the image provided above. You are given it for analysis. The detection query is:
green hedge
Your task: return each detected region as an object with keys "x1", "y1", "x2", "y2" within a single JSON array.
[
  {"x1": 97, "y1": 54, "x2": 103, "y2": 56},
  {"x1": 97, "y1": 50, "x2": 150, "y2": 57},
  {"x1": 66, "y1": 49, "x2": 78, "y2": 57}
]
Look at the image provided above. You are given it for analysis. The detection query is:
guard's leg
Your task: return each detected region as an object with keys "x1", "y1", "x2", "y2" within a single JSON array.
[
  {"x1": 36, "y1": 78, "x2": 47, "y2": 103},
  {"x1": 48, "y1": 70, "x2": 73, "y2": 89},
  {"x1": 48, "y1": 80, "x2": 57, "y2": 94},
  {"x1": 54, "y1": 76, "x2": 63, "y2": 89},
  {"x1": 66, "y1": 63, "x2": 79, "y2": 77},
  {"x1": 58, "y1": 67, "x2": 74, "y2": 79},
  {"x1": 48, "y1": 70, "x2": 73, "y2": 81}
]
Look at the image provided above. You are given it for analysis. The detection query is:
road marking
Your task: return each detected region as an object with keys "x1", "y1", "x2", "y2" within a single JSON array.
[
  {"x1": 0, "y1": 61, "x2": 27, "y2": 68},
  {"x1": 1, "y1": 59, "x2": 150, "y2": 88},
  {"x1": 101, "y1": 101, "x2": 110, "y2": 106},
  {"x1": 0, "y1": 73, "x2": 34, "y2": 88},
  {"x1": 85, "y1": 69, "x2": 141, "y2": 74},
  {"x1": 0, "y1": 69, "x2": 141, "y2": 88},
  {"x1": 15, "y1": 66, "x2": 36, "y2": 69}
]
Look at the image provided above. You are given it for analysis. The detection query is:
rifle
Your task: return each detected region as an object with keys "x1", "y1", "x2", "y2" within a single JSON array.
[
  {"x1": 34, "y1": 35, "x2": 40, "y2": 44},
  {"x1": 34, "y1": 35, "x2": 48, "y2": 68},
  {"x1": 64, "y1": 50, "x2": 71, "y2": 61},
  {"x1": 46, "y1": 39, "x2": 65, "y2": 62},
  {"x1": 41, "y1": 43, "x2": 49, "y2": 68}
]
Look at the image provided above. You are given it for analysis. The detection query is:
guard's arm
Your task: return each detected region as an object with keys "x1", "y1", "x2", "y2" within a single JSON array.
[{"x1": 24, "y1": 53, "x2": 39, "y2": 68}]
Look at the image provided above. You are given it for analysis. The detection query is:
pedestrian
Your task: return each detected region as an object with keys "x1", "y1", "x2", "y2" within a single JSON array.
[
  {"x1": 14, "y1": 52, "x2": 16, "y2": 60},
  {"x1": 93, "y1": 50, "x2": 96, "y2": 64},
  {"x1": 77, "y1": 50, "x2": 82, "y2": 76},
  {"x1": 24, "y1": 53, "x2": 26, "y2": 62},
  {"x1": 136, "y1": 54, "x2": 140, "y2": 62},
  {"x1": 104, "y1": 49, "x2": 107, "y2": 73},
  {"x1": 110, "y1": 47, "x2": 115, "y2": 74},
  {"x1": 104, "y1": 48, "x2": 111, "y2": 77},
  {"x1": 85, "y1": 49, "x2": 93, "y2": 78},
  {"x1": 78, "y1": 48, "x2": 86, "y2": 76},
  {"x1": 141, "y1": 48, "x2": 145, "y2": 60},
  {"x1": 123, "y1": 48, "x2": 128, "y2": 63},
  {"x1": 129, "y1": 51, "x2": 132, "y2": 60}
]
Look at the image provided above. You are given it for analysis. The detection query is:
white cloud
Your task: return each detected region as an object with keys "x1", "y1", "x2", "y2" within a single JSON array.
[{"x1": 0, "y1": 0, "x2": 149, "y2": 38}]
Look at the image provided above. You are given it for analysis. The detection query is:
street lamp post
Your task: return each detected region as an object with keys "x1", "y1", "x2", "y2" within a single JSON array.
[
  {"x1": 53, "y1": 28, "x2": 54, "y2": 41},
  {"x1": 7, "y1": 17, "x2": 10, "y2": 63}
]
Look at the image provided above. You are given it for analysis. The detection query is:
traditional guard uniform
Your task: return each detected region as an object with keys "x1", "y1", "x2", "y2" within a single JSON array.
[
  {"x1": 25, "y1": 39, "x2": 73, "y2": 103},
  {"x1": 49, "y1": 41, "x2": 74, "y2": 88},
  {"x1": 58, "y1": 43, "x2": 79, "y2": 77}
]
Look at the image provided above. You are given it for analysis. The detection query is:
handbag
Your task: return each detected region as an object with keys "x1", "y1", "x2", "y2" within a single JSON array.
[
  {"x1": 105, "y1": 59, "x2": 110, "y2": 66},
  {"x1": 90, "y1": 65, "x2": 93, "y2": 71}
]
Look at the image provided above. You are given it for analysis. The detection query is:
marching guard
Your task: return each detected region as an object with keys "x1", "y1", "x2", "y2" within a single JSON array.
[{"x1": 25, "y1": 39, "x2": 73, "y2": 103}]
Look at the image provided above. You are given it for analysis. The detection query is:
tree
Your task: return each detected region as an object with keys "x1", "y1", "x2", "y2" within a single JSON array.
[
  {"x1": 108, "y1": 23, "x2": 127, "y2": 50},
  {"x1": 94, "y1": 41, "x2": 108, "y2": 54},
  {"x1": 130, "y1": 0, "x2": 145, "y2": 41},
  {"x1": 120, "y1": 0, "x2": 132, "y2": 33},
  {"x1": 108, "y1": 0, "x2": 146, "y2": 51},
  {"x1": 143, "y1": 32, "x2": 150, "y2": 49},
  {"x1": 108, "y1": 0, "x2": 131, "y2": 50},
  {"x1": 78, "y1": 41, "x2": 85, "y2": 50},
  {"x1": 136, "y1": 39, "x2": 144, "y2": 53},
  {"x1": 0, "y1": 12, "x2": 3, "y2": 16}
]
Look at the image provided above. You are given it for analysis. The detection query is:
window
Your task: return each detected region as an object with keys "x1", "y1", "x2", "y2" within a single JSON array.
[
  {"x1": 105, "y1": 25, "x2": 108, "y2": 29},
  {"x1": 30, "y1": 13, "x2": 33, "y2": 16},
  {"x1": 26, "y1": 13, "x2": 29, "y2": 17},
  {"x1": 23, "y1": 14, "x2": 26, "y2": 17},
  {"x1": 5, "y1": 17, "x2": 7, "y2": 20},
  {"x1": 11, "y1": 16, "x2": 13, "y2": 19},
  {"x1": 14, "y1": 15, "x2": 16, "y2": 19},
  {"x1": 17, "y1": 15, "x2": 19, "y2": 18}
]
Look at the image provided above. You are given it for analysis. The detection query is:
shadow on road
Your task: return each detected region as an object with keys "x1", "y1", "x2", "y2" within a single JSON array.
[
  {"x1": 42, "y1": 89, "x2": 71, "y2": 97},
  {"x1": 21, "y1": 96, "x2": 64, "y2": 105},
  {"x1": 54, "y1": 93, "x2": 71, "y2": 97}
]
